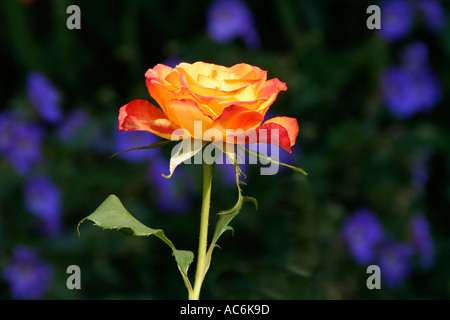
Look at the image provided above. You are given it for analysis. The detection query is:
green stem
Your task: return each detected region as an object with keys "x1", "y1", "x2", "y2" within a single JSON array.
[{"x1": 189, "y1": 160, "x2": 213, "y2": 300}]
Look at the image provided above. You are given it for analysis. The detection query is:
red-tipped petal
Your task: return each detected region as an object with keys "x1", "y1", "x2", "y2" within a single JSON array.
[
  {"x1": 222, "y1": 115, "x2": 298, "y2": 153},
  {"x1": 118, "y1": 99, "x2": 180, "y2": 140},
  {"x1": 254, "y1": 122, "x2": 293, "y2": 153},
  {"x1": 262, "y1": 116, "x2": 299, "y2": 148},
  {"x1": 243, "y1": 117, "x2": 298, "y2": 153},
  {"x1": 214, "y1": 104, "x2": 264, "y2": 132}
]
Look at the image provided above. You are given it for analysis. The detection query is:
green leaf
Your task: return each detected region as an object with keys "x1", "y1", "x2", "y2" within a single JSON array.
[
  {"x1": 78, "y1": 194, "x2": 169, "y2": 240},
  {"x1": 77, "y1": 194, "x2": 194, "y2": 288},
  {"x1": 244, "y1": 145, "x2": 309, "y2": 176},
  {"x1": 216, "y1": 144, "x2": 248, "y2": 215},
  {"x1": 173, "y1": 249, "x2": 195, "y2": 279},
  {"x1": 202, "y1": 151, "x2": 258, "y2": 277},
  {"x1": 203, "y1": 195, "x2": 256, "y2": 278}
]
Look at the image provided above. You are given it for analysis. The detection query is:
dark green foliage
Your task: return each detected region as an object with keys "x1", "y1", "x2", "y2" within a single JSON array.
[{"x1": 0, "y1": 0, "x2": 449, "y2": 299}]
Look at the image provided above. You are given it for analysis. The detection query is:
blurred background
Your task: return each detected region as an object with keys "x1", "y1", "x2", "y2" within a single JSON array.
[{"x1": 0, "y1": 0, "x2": 449, "y2": 299}]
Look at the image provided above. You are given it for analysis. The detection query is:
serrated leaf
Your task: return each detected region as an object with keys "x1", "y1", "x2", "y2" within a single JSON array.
[
  {"x1": 216, "y1": 143, "x2": 248, "y2": 216},
  {"x1": 78, "y1": 194, "x2": 170, "y2": 241},
  {"x1": 173, "y1": 249, "x2": 195, "y2": 279},
  {"x1": 202, "y1": 155, "x2": 258, "y2": 278},
  {"x1": 77, "y1": 194, "x2": 194, "y2": 283},
  {"x1": 213, "y1": 197, "x2": 256, "y2": 243}
]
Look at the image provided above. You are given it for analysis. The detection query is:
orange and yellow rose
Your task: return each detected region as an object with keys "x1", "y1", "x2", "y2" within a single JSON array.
[{"x1": 118, "y1": 61, "x2": 298, "y2": 152}]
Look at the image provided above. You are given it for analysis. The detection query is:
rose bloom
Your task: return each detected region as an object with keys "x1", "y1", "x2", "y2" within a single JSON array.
[{"x1": 119, "y1": 62, "x2": 298, "y2": 152}]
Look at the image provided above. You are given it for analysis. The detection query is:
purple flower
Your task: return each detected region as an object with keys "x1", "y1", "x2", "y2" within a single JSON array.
[
  {"x1": 113, "y1": 129, "x2": 162, "y2": 163},
  {"x1": 6, "y1": 122, "x2": 45, "y2": 175},
  {"x1": 411, "y1": 213, "x2": 434, "y2": 269},
  {"x1": 23, "y1": 176, "x2": 62, "y2": 235},
  {"x1": 57, "y1": 109, "x2": 90, "y2": 142},
  {"x1": 416, "y1": 0, "x2": 446, "y2": 32},
  {"x1": 378, "y1": 242, "x2": 414, "y2": 288},
  {"x1": 380, "y1": 65, "x2": 441, "y2": 118},
  {"x1": 207, "y1": 0, "x2": 260, "y2": 49},
  {"x1": 163, "y1": 57, "x2": 184, "y2": 68},
  {"x1": 400, "y1": 42, "x2": 429, "y2": 71},
  {"x1": 148, "y1": 154, "x2": 192, "y2": 214},
  {"x1": 26, "y1": 72, "x2": 62, "y2": 124},
  {"x1": 411, "y1": 68, "x2": 442, "y2": 112},
  {"x1": 0, "y1": 110, "x2": 17, "y2": 154},
  {"x1": 379, "y1": 0, "x2": 414, "y2": 42},
  {"x1": 217, "y1": 162, "x2": 243, "y2": 186},
  {"x1": 381, "y1": 67, "x2": 419, "y2": 118},
  {"x1": 341, "y1": 207, "x2": 385, "y2": 265},
  {"x1": 2, "y1": 245, "x2": 53, "y2": 299}
]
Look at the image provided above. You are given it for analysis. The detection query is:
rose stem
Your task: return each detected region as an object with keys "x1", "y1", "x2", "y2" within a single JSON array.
[{"x1": 189, "y1": 160, "x2": 213, "y2": 300}]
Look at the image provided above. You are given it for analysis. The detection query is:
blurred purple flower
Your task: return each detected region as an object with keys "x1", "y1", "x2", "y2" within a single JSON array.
[
  {"x1": 399, "y1": 42, "x2": 442, "y2": 112},
  {"x1": 148, "y1": 154, "x2": 192, "y2": 214},
  {"x1": 0, "y1": 110, "x2": 17, "y2": 154},
  {"x1": 6, "y1": 122, "x2": 45, "y2": 175},
  {"x1": 57, "y1": 109, "x2": 105, "y2": 152},
  {"x1": 381, "y1": 67, "x2": 418, "y2": 118},
  {"x1": 379, "y1": 0, "x2": 414, "y2": 42},
  {"x1": 411, "y1": 213, "x2": 434, "y2": 269},
  {"x1": 164, "y1": 57, "x2": 184, "y2": 68},
  {"x1": 341, "y1": 207, "x2": 385, "y2": 265},
  {"x1": 380, "y1": 65, "x2": 441, "y2": 118},
  {"x1": 400, "y1": 42, "x2": 429, "y2": 71},
  {"x1": 26, "y1": 72, "x2": 62, "y2": 124},
  {"x1": 93, "y1": 130, "x2": 112, "y2": 156},
  {"x1": 2, "y1": 245, "x2": 53, "y2": 299},
  {"x1": 113, "y1": 129, "x2": 161, "y2": 163},
  {"x1": 416, "y1": 0, "x2": 446, "y2": 32},
  {"x1": 207, "y1": 0, "x2": 260, "y2": 49},
  {"x1": 23, "y1": 176, "x2": 62, "y2": 235},
  {"x1": 378, "y1": 242, "x2": 414, "y2": 288},
  {"x1": 217, "y1": 162, "x2": 243, "y2": 186},
  {"x1": 411, "y1": 69, "x2": 442, "y2": 113},
  {"x1": 57, "y1": 109, "x2": 90, "y2": 142}
]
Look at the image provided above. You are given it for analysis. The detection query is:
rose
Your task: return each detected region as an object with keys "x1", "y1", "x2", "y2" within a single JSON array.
[
  {"x1": 119, "y1": 61, "x2": 298, "y2": 152},
  {"x1": 87, "y1": 62, "x2": 305, "y2": 301}
]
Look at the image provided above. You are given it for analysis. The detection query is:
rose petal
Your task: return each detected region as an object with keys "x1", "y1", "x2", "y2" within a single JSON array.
[
  {"x1": 254, "y1": 122, "x2": 293, "y2": 153},
  {"x1": 255, "y1": 78, "x2": 287, "y2": 113},
  {"x1": 165, "y1": 99, "x2": 214, "y2": 139},
  {"x1": 262, "y1": 116, "x2": 299, "y2": 148},
  {"x1": 221, "y1": 78, "x2": 261, "y2": 91},
  {"x1": 214, "y1": 105, "x2": 264, "y2": 134},
  {"x1": 118, "y1": 99, "x2": 180, "y2": 140},
  {"x1": 138, "y1": 62, "x2": 294, "y2": 148},
  {"x1": 219, "y1": 78, "x2": 287, "y2": 114},
  {"x1": 179, "y1": 72, "x2": 249, "y2": 118},
  {"x1": 228, "y1": 116, "x2": 298, "y2": 153},
  {"x1": 179, "y1": 71, "x2": 247, "y2": 100},
  {"x1": 229, "y1": 63, "x2": 265, "y2": 80},
  {"x1": 145, "y1": 64, "x2": 174, "y2": 81}
]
